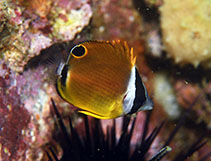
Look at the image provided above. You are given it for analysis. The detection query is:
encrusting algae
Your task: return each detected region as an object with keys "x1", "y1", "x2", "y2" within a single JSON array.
[
  {"x1": 52, "y1": 3, "x2": 92, "y2": 41},
  {"x1": 0, "y1": 0, "x2": 92, "y2": 72}
]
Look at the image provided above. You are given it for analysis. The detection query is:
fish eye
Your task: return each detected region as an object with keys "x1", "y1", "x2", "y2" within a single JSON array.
[{"x1": 71, "y1": 45, "x2": 87, "y2": 58}]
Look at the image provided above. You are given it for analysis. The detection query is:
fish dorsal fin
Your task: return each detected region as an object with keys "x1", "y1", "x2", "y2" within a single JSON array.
[
  {"x1": 82, "y1": 40, "x2": 136, "y2": 67},
  {"x1": 110, "y1": 40, "x2": 136, "y2": 66}
]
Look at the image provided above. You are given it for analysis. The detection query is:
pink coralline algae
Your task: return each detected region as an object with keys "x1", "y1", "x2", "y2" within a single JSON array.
[
  {"x1": 0, "y1": 63, "x2": 30, "y2": 160},
  {"x1": 0, "y1": 0, "x2": 92, "y2": 72},
  {"x1": 0, "y1": 62, "x2": 58, "y2": 161}
]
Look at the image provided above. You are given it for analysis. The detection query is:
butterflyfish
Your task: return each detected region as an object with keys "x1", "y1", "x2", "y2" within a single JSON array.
[{"x1": 56, "y1": 40, "x2": 153, "y2": 119}]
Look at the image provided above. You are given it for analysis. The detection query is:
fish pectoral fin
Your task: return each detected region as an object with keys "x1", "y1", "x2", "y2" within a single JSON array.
[{"x1": 78, "y1": 110, "x2": 112, "y2": 119}]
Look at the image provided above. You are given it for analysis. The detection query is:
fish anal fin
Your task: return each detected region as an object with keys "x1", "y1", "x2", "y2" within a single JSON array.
[{"x1": 78, "y1": 110, "x2": 112, "y2": 119}]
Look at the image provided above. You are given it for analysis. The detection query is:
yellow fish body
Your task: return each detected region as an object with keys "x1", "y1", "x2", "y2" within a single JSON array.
[{"x1": 56, "y1": 40, "x2": 153, "y2": 119}]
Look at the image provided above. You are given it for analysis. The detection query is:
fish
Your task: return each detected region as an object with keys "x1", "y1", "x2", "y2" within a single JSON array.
[{"x1": 56, "y1": 40, "x2": 153, "y2": 119}]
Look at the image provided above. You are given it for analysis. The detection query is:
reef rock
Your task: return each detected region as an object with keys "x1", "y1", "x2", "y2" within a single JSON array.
[{"x1": 0, "y1": 0, "x2": 92, "y2": 72}]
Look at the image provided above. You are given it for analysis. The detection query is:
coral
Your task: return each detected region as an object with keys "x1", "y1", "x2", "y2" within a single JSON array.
[
  {"x1": 160, "y1": 0, "x2": 211, "y2": 67},
  {"x1": 0, "y1": 0, "x2": 92, "y2": 72}
]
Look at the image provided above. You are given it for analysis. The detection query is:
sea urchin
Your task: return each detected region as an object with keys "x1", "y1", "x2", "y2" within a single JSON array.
[{"x1": 46, "y1": 99, "x2": 210, "y2": 161}]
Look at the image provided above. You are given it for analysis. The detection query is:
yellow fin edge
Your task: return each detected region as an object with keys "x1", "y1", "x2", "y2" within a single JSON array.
[
  {"x1": 78, "y1": 110, "x2": 113, "y2": 119},
  {"x1": 130, "y1": 47, "x2": 136, "y2": 66}
]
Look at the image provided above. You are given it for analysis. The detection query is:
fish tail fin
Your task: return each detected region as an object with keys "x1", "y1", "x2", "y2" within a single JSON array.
[{"x1": 139, "y1": 96, "x2": 153, "y2": 111}]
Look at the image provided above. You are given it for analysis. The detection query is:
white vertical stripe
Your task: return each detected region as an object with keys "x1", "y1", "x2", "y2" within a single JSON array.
[{"x1": 123, "y1": 66, "x2": 136, "y2": 114}]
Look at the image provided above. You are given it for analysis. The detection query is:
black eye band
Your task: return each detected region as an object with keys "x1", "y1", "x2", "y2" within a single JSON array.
[
  {"x1": 60, "y1": 64, "x2": 69, "y2": 86},
  {"x1": 71, "y1": 45, "x2": 87, "y2": 58}
]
